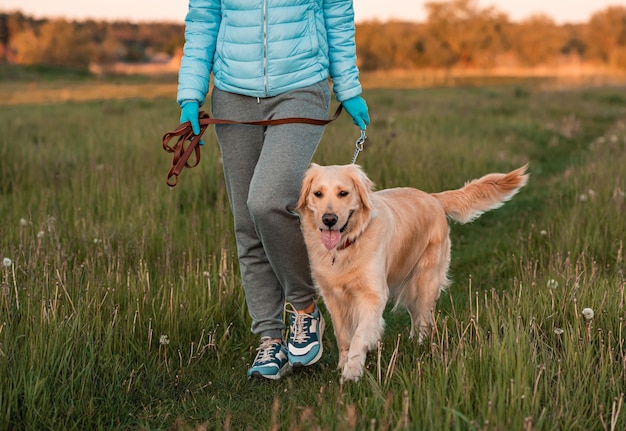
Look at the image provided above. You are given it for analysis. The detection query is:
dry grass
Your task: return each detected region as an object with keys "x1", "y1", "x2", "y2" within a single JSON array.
[
  {"x1": 0, "y1": 81, "x2": 177, "y2": 105},
  {"x1": 1, "y1": 65, "x2": 625, "y2": 106}
]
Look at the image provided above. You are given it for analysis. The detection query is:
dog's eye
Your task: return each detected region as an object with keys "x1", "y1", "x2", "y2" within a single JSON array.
[
  {"x1": 338, "y1": 191, "x2": 349, "y2": 197},
  {"x1": 313, "y1": 191, "x2": 323, "y2": 198}
]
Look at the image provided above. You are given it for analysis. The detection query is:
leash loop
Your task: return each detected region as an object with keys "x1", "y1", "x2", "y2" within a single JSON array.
[
  {"x1": 163, "y1": 105, "x2": 344, "y2": 187},
  {"x1": 351, "y1": 129, "x2": 367, "y2": 164}
]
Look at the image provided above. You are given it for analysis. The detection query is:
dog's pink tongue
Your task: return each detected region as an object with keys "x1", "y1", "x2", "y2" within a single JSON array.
[{"x1": 321, "y1": 230, "x2": 341, "y2": 250}]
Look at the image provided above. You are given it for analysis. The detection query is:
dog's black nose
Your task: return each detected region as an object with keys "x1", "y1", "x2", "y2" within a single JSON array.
[{"x1": 322, "y1": 213, "x2": 338, "y2": 227}]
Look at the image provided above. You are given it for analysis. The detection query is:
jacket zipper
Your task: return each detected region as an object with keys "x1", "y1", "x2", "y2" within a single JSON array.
[{"x1": 263, "y1": 0, "x2": 268, "y2": 97}]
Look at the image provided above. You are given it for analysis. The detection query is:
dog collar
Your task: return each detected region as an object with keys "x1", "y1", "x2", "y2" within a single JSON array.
[
  {"x1": 331, "y1": 237, "x2": 355, "y2": 265},
  {"x1": 337, "y1": 237, "x2": 354, "y2": 250}
]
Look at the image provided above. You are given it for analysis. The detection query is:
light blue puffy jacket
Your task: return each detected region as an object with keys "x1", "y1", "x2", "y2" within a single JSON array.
[{"x1": 177, "y1": 0, "x2": 362, "y2": 106}]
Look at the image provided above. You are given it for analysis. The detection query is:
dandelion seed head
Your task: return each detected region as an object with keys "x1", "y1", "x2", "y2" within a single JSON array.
[
  {"x1": 46, "y1": 216, "x2": 56, "y2": 233},
  {"x1": 546, "y1": 279, "x2": 559, "y2": 289},
  {"x1": 540, "y1": 230, "x2": 547, "y2": 236},
  {"x1": 2, "y1": 257, "x2": 12, "y2": 267},
  {"x1": 159, "y1": 335, "x2": 170, "y2": 345},
  {"x1": 582, "y1": 308, "x2": 594, "y2": 320}
]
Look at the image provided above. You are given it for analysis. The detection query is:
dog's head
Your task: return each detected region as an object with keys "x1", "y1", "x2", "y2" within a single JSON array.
[{"x1": 296, "y1": 163, "x2": 375, "y2": 251}]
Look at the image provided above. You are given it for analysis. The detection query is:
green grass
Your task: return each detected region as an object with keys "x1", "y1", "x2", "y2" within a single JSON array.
[{"x1": 0, "y1": 75, "x2": 625, "y2": 430}]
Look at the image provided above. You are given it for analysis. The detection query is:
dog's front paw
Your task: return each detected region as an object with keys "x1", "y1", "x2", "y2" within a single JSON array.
[
  {"x1": 341, "y1": 360, "x2": 364, "y2": 382},
  {"x1": 338, "y1": 349, "x2": 349, "y2": 370}
]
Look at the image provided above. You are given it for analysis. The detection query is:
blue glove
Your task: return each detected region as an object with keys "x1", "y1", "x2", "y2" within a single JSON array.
[
  {"x1": 180, "y1": 101, "x2": 201, "y2": 135},
  {"x1": 342, "y1": 96, "x2": 370, "y2": 130}
]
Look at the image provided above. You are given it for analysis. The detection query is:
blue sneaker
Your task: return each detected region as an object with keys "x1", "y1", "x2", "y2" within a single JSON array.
[
  {"x1": 247, "y1": 337, "x2": 291, "y2": 380},
  {"x1": 287, "y1": 304, "x2": 325, "y2": 367}
]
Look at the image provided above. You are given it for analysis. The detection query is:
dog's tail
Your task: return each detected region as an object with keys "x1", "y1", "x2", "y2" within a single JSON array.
[{"x1": 432, "y1": 164, "x2": 529, "y2": 224}]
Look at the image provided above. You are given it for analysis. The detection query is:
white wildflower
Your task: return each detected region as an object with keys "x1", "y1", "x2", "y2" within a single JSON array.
[
  {"x1": 582, "y1": 308, "x2": 594, "y2": 320},
  {"x1": 546, "y1": 279, "x2": 559, "y2": 289},
  {"x1": 202, "y1": 271, "x2": 211, "y2": 278},
  {"x1": 553, "y1": 328, "x2": 564, "y2": 335},
  {"x1": 93, "y1": 238, "x2": 103, "y2": 244},
  {"x1": 19, "y1": 218, "x2": 28, "y2": 226},
  {"x1": 540, "y1": 230, "x2": 548, "y2": 236},
  {"x1": 579, "y1": 193, "x2": 588, "y2": 202},
  {"x1": 37, "y1": 231, "x2": 45, "y2": 238},
  {"x1": 46, "y1": 216, "x2": 56, "y2": 233},
  {"x1": 159, "y1": 335, "x2": 170, "y2": 345},
  {"x1": 2, "y1": 257, "x2": 11, "y2": 267}
]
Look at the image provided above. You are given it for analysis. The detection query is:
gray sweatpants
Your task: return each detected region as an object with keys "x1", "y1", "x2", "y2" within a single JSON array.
[{"x1": 211, "y1": 81, "x2": 331, "y2": 340}]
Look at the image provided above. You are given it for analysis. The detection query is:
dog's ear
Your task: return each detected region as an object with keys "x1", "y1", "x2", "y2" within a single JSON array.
[
  {"x1": 295, "y1": 164, "x2": 319, "y2": 213},
  {"x1": 350, "y1": 165, "x2": 375, "y2": 211}
]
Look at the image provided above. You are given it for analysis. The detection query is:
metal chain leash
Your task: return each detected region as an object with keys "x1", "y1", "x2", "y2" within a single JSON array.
[{"x1": 351, "y1": 129, "x2": 367, "y2": 164}]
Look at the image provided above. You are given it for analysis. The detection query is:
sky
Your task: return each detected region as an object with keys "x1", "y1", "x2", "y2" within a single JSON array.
[{"x1": 0, "y1": 0, "x2": 624, "y2": 25}]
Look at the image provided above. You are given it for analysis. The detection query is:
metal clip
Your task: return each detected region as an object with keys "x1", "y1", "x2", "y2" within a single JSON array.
[{"x1": 351, "y1": 129, "x2": 367, "y2": 164}]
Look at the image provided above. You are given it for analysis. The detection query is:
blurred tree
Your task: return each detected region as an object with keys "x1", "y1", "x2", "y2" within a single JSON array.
[
  {"x1": 10, "y1": 19, "x2": 93, "y2": 68},
  {"x1": 0, "y1": 14, "x2": 8, "y2": 60},
  {"x1": 78, "y1": 19, "x2": 121, "y2": 64},
  {"x1": 509, "y1": 15, "x2": 567, "y2": 66},
  {"x1": 584, "y1": 6, "x2": 626, "y2": 63},
  {"x1": 8, "y1": 29, "x2": 37, "y2": 65},
  {"x1": 422, "y1": 0, "x2": 510, "y2": 67},
  {"x1": 161, "y1": 32, "x2": 186, "y2": 57},
  {"x1": 356, "y1": 21, "x2": 425, "y2": 70},
  {"x1": 0, "y1": 12, "x2": 34, "y2": 62},
  {"x1": 92, "y1": 33, "x2": 124, "y2": 64},
  {"x1": 611, "y1": 46, "x2": 626, "y2": 69},
  {"x1": 124, "y1": 42, "x2": 147, "y2": 62},
  {"x1": 560, "y1": 24, "x2": 586, "y2": 58}
]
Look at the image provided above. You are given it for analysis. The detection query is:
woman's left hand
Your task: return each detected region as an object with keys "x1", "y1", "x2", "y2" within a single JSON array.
[{"x1": 342, "y1": 96, "x2": 370, "y2": 130}]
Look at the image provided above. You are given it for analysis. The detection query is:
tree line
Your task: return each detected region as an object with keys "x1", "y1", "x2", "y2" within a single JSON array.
[
  {"x1": 0, "y1": 12, "x2": 183, "y2": 69},
  {"x1": 1, "y1": 0, "x2": 625, "y2": 71},
  {"x1": 356, "y1": 1, "x2": 626, "y2": 70}
]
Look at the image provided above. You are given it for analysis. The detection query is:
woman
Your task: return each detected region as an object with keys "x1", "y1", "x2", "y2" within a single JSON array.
[{"x1": 177, "y1": 0, "x2": 369, "y2": 380}]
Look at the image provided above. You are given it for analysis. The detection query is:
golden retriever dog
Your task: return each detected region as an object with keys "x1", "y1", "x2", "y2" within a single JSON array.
[{"x1": 295, "y1": 163, "x2": 528, "y2": 381}]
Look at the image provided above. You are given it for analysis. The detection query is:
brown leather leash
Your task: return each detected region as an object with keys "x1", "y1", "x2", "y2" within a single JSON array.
[{"x1": 162, "y1": 104, "x2": 344, "y2": 187}]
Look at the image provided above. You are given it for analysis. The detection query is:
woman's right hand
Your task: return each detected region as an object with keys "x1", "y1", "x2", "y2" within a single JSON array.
[{"x1": 180, "y1": 101, "x2": 201, "y2": 135}]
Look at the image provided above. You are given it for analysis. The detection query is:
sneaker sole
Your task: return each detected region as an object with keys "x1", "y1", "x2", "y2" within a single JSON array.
[
  {"x1": 290, "y1": 348, "x2": 323, "y2": 368},
  {"x1": 248, "y1": 363, "x2": 292, "y2": 380}
]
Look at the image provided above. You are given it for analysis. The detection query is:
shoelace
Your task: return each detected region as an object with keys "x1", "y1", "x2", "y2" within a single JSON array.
[
  {"x1": 254, "y1": 337, "x2": 279, "y2": 364},
  {"x1": 288, "y1": 311, "x2": 312, "y2": 344}
]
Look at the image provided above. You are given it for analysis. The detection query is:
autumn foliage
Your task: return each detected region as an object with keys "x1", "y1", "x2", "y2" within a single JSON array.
[{"x1": 1, "y1": 0, "x2": 626, "y2": 71}]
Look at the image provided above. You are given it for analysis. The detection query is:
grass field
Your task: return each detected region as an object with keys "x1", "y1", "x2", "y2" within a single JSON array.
[{"x1": 0, "y1": 67, "x2": 625, "y2": 430}]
